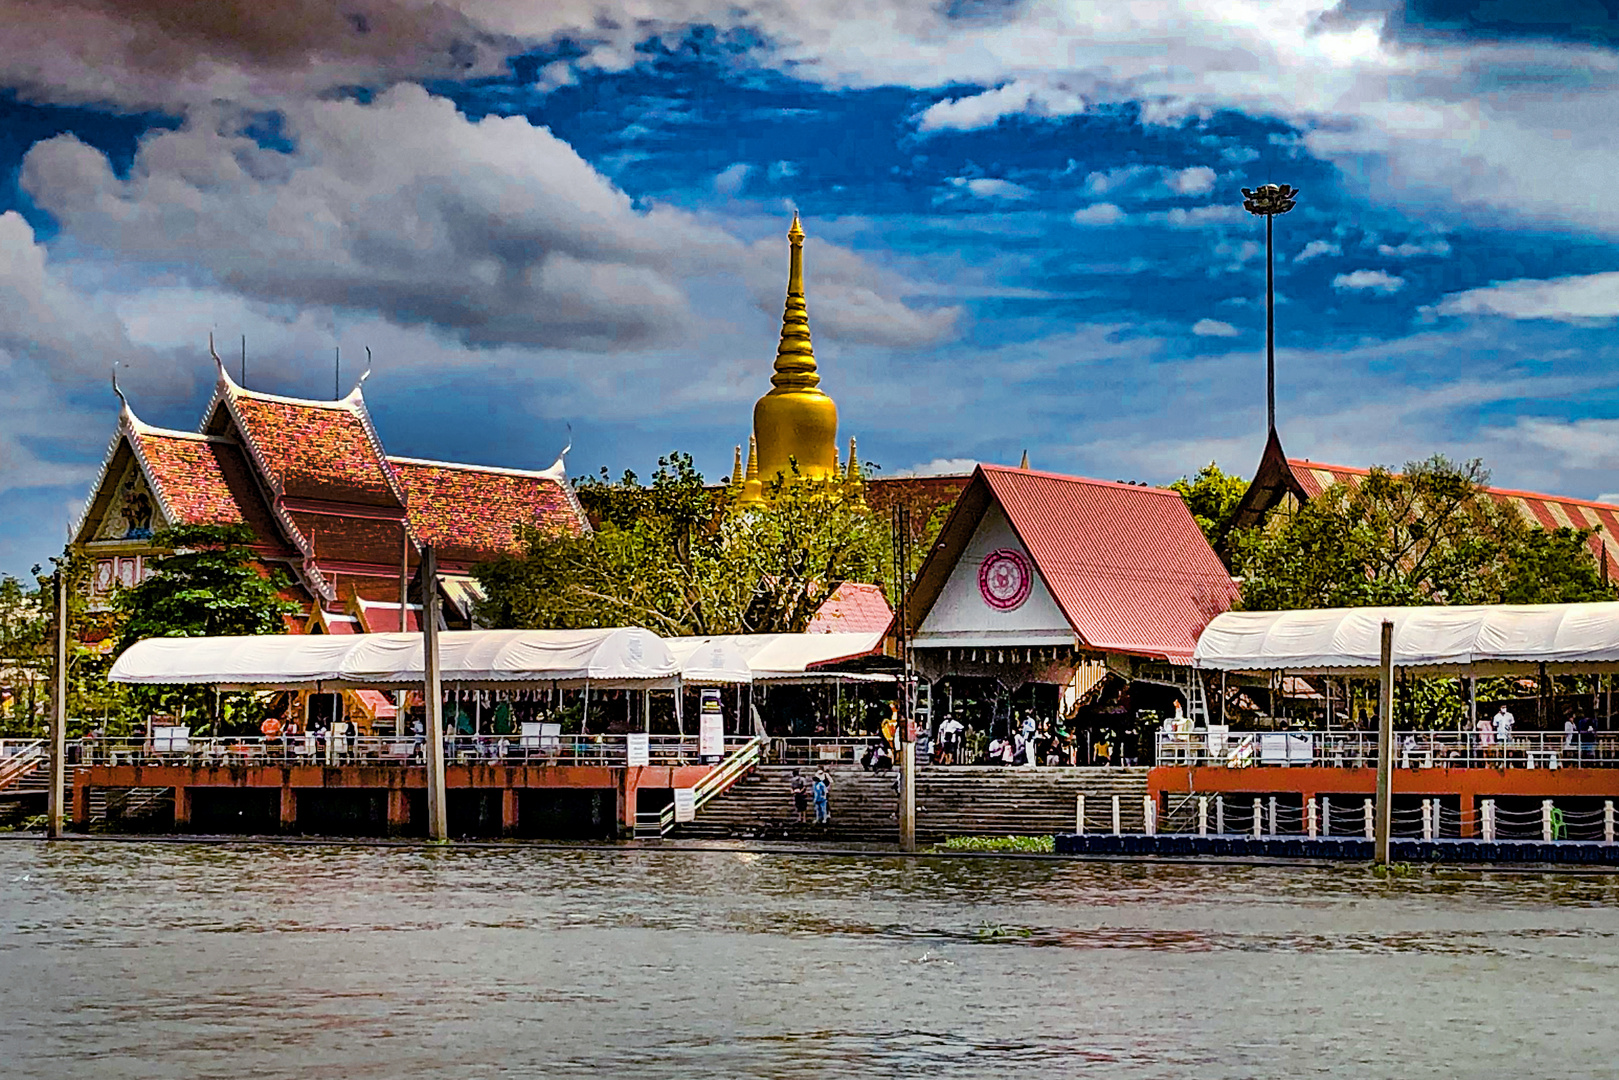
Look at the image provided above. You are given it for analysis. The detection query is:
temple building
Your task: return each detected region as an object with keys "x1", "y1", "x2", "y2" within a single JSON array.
[{"x1": 73, "y1": 360, "x2": 590, "y2": 634}]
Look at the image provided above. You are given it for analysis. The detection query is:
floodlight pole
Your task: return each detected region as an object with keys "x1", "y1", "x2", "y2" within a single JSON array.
[
  {"x1": 1374, "y1": 620, "x2": 1395, "y2": 865},
  {"x1": 1242, "y1": 183, "x2": 1299, "y2": 435},
  {"x1": 46, "y1": 567, "x2": 68, "y2": 839},
  {"x1": 422, "y1": 544, "x2": 449, "y2": 841}
]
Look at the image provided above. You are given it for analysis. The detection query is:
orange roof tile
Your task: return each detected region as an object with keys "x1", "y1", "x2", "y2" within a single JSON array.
[
  {"x1": 391, "y1": 457, "x2": 586, "y2": 567},
  {"x1": 807, "y1": 582, "x2": 894, "y2": 634},
  {"x1": 228, "y1": 391, "x2": 401, "y2": 509}
]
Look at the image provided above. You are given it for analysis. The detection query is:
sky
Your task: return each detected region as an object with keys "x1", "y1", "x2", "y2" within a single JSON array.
[{"x1": 4, "y1": 1, "x2": 1619, "y2": 577}]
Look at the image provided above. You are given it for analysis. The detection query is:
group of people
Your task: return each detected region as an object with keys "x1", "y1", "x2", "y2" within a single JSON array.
[{"x1": 789, "y1": 766, "x2": 834, "y2": 824}]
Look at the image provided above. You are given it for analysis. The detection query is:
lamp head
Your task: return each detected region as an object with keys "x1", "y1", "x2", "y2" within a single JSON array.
[{"x1": 1242, "y1": 183, "x2": 1299, "y2": 216}]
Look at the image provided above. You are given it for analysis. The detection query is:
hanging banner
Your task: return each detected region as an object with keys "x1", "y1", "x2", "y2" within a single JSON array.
[
  {"x1": 673, "y1": 787, "x2": 696, "y2": 822},
  {"x1": 626, "y1": 732, "x2": 650, "y2": 767},
  {"x1": 699, "y1": 688, "x2": 724, "y2": 758}
]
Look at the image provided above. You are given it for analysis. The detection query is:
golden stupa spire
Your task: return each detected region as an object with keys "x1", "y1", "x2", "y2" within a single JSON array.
[
  {"x1": 752, "y1": 212, "x2": 838, "y2": 483},
  {"x1": 1020, "y1": 449, "x2": 1030, "y2": 469},
  {"x1": 740, "y1": 434, "x2": 764, "y2": 506},
  {"x1": 728, "y1": 444, "x2": 745, "y2": 497}
]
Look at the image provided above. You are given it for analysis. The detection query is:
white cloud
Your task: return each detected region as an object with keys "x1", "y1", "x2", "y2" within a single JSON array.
[
  {"x1": 1332, "y1": 269, "x2": 1405, "y2": 294},
  {"x1": 714, "y1": 162, "x2": 752, "y2": 195},
  {"x1": 892, "y1": 457, "x2": 978, "y2": 477},
  {"x1": 1192, "y1": 318, "x2": 1239, "y2": 337},
  {"x1": 1071, "y1": 202, "x2": 1126, "y2": 225},
  {"x1": 1084, "y1": 165, "x2": 1155, "y2": 196},
  {"x1": 915, "y1": 79, "x2": 1084, "y2": 132},
  {"x1": 1377, "y1": 238, "x2": 1451, "y2": 258},
  {"x1": 1165, "y1": 165, "x2": 1217, "y2": 196},
  {"x1": 946, "y1": 176, "x2": 1031, "y2": 200},
  {"x1": 1295, "y1": 239, "x2": 1341, "y2": 262},
  {"x1": 1156, "y1": 204, "x2": 1245, "y2": 228},
  {"x1": 767, "y1": 160, "x2": 798, "y2": 181},
  {"x1": 1433, "y1": 272, "x2": 1619, "y2": 322}
]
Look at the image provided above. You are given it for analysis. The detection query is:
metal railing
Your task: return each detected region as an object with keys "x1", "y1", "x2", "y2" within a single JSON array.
[
  {"x1": 1155, "y1": 729, "x2": 1619, "y2": 769},
  {"x1": 67, "y1": 733, "x2": 754, "y2": 769},
  {"x1": 0, "y1": 739, "x2": 44, "y2": 791},
  {"x1": 654, "y1": 735, "x2": 766, "y2": 836},
  {"x1": 767, "y1": 737, "x2": 887, "y2": 766}
]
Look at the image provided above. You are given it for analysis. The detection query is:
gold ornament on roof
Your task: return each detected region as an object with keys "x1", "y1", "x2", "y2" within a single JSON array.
[{"x1": 752, "y1": 211, "x2": 838, "y2": 484}]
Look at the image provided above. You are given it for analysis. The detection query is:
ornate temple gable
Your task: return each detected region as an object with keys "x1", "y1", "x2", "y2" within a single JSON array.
[{"x1": 389, "y1": 454, "x2": 588, "y2": 572}]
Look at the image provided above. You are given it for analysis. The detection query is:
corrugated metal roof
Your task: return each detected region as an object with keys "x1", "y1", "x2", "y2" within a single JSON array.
[
  {"x1": 912, "y1": 465, "x2": 1237, "y2": 662},
  {"x1": 806, "y1": 582, "x2": 894, "y2": 634},
  {"x1": 1287, "y1": 459, "x2": 1619, "y2": 580}
]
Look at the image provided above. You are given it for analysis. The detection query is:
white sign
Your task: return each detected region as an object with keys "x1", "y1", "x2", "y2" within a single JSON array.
[
  {"x1": 152, "y1": 725, "x2": 190, "y2": 752},
  {"x1": 699, "y1": 715, "x2": 724, "y2": 758},
  {"x1": 673, "y1": 787, "x2": 696, "y2": 822},
  {"x1": 626, "y1": 732, "x2": 650, "y2": 767},
  {"x1": 519, "y1": 721, "x2": 543, "y2": 748},
  {"x1": 539, "y1": 723, "x2": 561, "y2": 751}
]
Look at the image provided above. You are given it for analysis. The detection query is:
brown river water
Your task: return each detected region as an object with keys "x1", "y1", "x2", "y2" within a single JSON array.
[{"x1": 1, "y1": 839, "x2": 1617, "y2": 1078}]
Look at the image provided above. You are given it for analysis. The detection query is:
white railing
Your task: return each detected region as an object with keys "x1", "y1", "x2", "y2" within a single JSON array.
[
  {"x1": 69, "y1": 733, "x2": 753, "y2": 768},
  {"x1": 655, "y1": 735, "x2": 766, "y2": 836},
  {"x1": 0, "y1": 739, "x2": 44, "y2": 790},
  {"x1": 1155, "y1": 729, "x2": 1619, "y2": 769}
]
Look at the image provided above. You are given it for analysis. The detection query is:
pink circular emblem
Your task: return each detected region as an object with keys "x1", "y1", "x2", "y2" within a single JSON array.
[{"x1": 978, "y1": 548, "x2": 1032, "y2": 611}]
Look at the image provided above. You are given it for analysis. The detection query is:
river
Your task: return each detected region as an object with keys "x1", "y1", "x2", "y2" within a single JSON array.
[{"x1": 1, "y1": 839, "x2": 1616, "y2": 1078}]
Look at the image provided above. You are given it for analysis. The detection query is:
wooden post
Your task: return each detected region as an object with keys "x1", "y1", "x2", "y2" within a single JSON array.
[
  {"x1": 1198, "y1": 795, "x2": 1208, "y2": 837},
  {"x1": 1143, "y1": 794, "x2": 1156, "y2": 836},
  {"x1": 1306, "y1": 797, "x2": 1317, "y2": 839},
  {"x1": 1421, "y1": 799, "x2": 1433, "y2": 841},
  {"x1": 1075, "y1": 793, "x2": 1085, "y2": 835},
  {"x1": 1542, "y1": 799, "x2": 1553, "y2": 842},
  {"x1": 1605, "y1": 800, "x2": 1614, "y2": 844},
  {"x1": 422, "y1": 545, "x2": 449, "y2": 841},
  {"x1": 47, "y1": 567, "x2": 68, "y2": 838},
  {"x1": 1374, "y1": 620, "x2": 1395, "y2": 865},
  {"x1": 1252, "y1": 798, "x2": 1262, "y2": 839},
  {"x1": 1363, "y1": 798, "x2": 1374, "y2": 840},
  {"x1": 898, "y1": 738, "x2": 916, "y2": 852},
  {"x1": 1482, "y1": 799, "x2": 1496, "y2": 842}
]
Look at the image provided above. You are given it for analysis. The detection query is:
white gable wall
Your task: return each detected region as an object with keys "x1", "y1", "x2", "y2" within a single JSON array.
[{"x1": 915, "y1": 503, "x2": 1074, "y2": 647}]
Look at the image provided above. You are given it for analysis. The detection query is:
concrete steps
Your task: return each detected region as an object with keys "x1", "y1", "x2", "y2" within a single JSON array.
[{"x1": 676, "y1": 764, "x2": 1151, "y2": 843}]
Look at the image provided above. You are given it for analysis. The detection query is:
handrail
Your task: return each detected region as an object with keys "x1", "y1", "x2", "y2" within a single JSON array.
[
  {"x1": 1157, "y1": 728, "x2": 1619, "y2": 769},
  {"x1": 0, "y1": 739, "x2": 45, "y2": 791},
  {"x1": 656, "y1": 735, "x2": 765, "y2": 836}
]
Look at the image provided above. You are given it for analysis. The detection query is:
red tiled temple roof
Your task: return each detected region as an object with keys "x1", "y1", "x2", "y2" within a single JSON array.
[
  {"x1": 1286, "y1": 458, "x2": 1619, "y2": 579},
  {"x1": 131, "y1": 427, "x2": 292, "y2": 555},
  {"x1": 391, "y1": 457, "x2": 586, "y2": 567},
  {"x1": 807, "y1": 582, "x2": 894, "y2": 634},
  {"x1": 219, "y1": 387, "x2": 403, "y2": 509}
]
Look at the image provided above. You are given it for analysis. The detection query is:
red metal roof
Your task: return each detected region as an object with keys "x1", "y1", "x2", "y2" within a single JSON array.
[
  {"x1": 951, "y1": 465, "x2": 1237, "y2": 661},
  {"x1": 1287, "y1": 459, "x2": 1619, "y2": 579},
  {"x1": 391, "y1": 457, "x2": 585, "y2": 568},
  {"x1": 806, "y1": 581, "x2": 894, "y2": 634}
]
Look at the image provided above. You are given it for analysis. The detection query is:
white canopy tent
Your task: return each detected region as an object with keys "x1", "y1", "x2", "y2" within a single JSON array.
[
  {"x1": 110, "y1": 627, "x2": 681, "y2": 690},
  {"x1": 1193, "y1": 602, "x2": 1619, "y2": 677},
  {"x1": 663, "y1": 636, "x2": 756, "y2": 685}
]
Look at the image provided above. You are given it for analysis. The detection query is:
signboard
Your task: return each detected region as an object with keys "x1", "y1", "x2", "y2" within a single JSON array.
[
  {"x1": 1259, "y1": 733, "x2": 1313, "y2": 765},
  {"x1": 626, "y1": 732, "x2": 650, "y2": 767},
  {"x1": 539, "y1": 723, "x2": 561, "y2": 751},
  {"x1": 673, "y1": 787, "x2": 696, "y2": 823},
  {"x1": 699, "y1": 688, "x2": 724, "y2": 758},
  {"x1": 519, "y1": 722, "x2": 543, "y2": 748},
  {"x1": 152, "y1": 725, "x2": 189, "y2": 752}
]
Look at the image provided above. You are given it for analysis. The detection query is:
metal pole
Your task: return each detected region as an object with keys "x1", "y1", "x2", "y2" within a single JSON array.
[
  {"x1": 1374, "y1": 619, "x2": 1395, "y2": 865},
  {"x1": 421, "y1": 544, "x2": 448, "y2": 841},
  {"x1": 1265, "y1": 211, "x2": 1275, "y2": 433},
  {"x1": 47, "y1": 567, "x2": 68, "y2": 839}
]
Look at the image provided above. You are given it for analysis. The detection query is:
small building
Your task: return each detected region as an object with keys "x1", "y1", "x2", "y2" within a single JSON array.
[{"x1": 903, "y1": 463, "x2": 1238, "y2": 758}]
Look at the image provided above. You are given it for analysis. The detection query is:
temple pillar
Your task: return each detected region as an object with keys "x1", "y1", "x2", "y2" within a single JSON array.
[
  {"x1": 1459, "y1": 793, "x2": 1476, "y2": 839},
  {"x1": 617, "y1": 769, "x2": 638, "y2": 837},
  {"x1": 173, "y1": 785, "x2": 191, "y2": 828}
]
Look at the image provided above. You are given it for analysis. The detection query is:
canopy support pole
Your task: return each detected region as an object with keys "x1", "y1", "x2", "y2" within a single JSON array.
[
  {"x1": 422, "y1": 544, "x2": 448, "y2": 842},
  {"x1": 1374, "y1": 620, "x2": 1394, "y2": 866},
  {"x1": 47, "y1": 567, "x2": 67, "y2": 839}
]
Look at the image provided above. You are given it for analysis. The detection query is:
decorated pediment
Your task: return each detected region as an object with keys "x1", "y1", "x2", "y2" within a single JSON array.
[{"x1": 95, "y1": 454, "x2": 163, "y2": 541}]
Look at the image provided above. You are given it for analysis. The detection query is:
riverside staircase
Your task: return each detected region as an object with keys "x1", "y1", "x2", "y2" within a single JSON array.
[{"x1": 672, "y1": 764, "x2": 1151, "y2": 844}]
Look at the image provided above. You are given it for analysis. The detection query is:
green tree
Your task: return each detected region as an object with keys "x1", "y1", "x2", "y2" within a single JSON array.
[
  {"x1": 0, "y1": 574, "x2": 47, "y2": 735},
  {"x1": 114, "y1": 524, "x2": 298, "y2": 730},
  {"x1": 1234, "y1": 455, "x2": 1614, "y2": 611},
  {"x1": 1172, "y1": 461, "x2": 1248, "y2": 547},
  {"x1": 474, "y1": 453, "x2": 891, "y2": 635}
]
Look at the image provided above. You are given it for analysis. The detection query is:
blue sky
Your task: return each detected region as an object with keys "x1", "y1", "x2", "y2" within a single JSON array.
[{"x1": 4, "y1": 1, "x2": 1619, "y2": 576}]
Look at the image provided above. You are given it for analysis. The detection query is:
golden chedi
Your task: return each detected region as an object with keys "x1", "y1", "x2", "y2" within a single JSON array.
[{"x1": 752, "y1": 212, "x2": 838, "y2": 484}]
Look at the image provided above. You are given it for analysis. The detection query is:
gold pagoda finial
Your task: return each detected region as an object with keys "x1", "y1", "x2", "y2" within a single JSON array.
[
  {"x1": 741, "y1": 435, "x2": 764, "y2": 506},
  {"x1": 773, "y1": 211, "x2": 817, "y2": 393},
  {"x1": 844, "y1": 436, "x2": 864, "y2": 499},
  {"x1": 1020, "y1": 449, "x2": 1030, "y2": 470}
]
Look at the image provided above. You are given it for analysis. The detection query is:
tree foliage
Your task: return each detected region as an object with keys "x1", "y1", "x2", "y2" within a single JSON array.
[
  {"x1": 114, "y1": 523, "x2": 298, "y2": 727},
  {"x1": 474, "y1": 453, "x2": 892, "y2": 635},
  {"x1": 1171, "y1": 461, "x2": 1248, "y2": 547},
  {"x1": 1233, "y1": 455, "x2": 1614, "y2": 610}
]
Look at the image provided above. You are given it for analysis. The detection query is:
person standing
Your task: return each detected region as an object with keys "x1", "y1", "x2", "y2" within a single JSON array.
[
  {"x1": 1475, "y1": 711, "x2": 1495, "y2": 762},
  {"x1": 812, "y1": 774, "x2": 830, "y2": 825},
  {"x1": 1578, "y1": 713, "x2": 1598, "y2": 763},
  {"x1": 1493, "y1": 704, "x2": 1515, "y2": 749},
  {"x1": 789, "y1": 769, "x2": 808, "y2": 823},
  {"x1": 1564, "y1": 714, "x2": 1578, "y2": 756}
]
